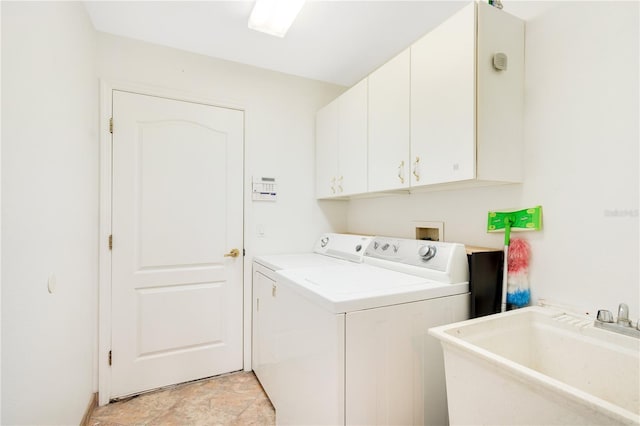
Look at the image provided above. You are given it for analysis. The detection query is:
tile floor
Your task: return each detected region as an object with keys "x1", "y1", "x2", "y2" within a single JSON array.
[{"x1": 90, "y1": 371, "x2": 275, "y2": 426}]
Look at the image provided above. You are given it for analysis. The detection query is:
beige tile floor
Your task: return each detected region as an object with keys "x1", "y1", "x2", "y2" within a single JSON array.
[{"x1": 90, "y1": 371, "x2": 275, "y2": 426}]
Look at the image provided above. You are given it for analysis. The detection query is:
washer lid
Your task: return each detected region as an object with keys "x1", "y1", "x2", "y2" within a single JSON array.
[{"x1": 276, "y1": 264, "x2": 469, "y2": 313}]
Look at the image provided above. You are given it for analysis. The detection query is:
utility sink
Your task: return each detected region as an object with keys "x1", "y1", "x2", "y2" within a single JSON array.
[{"x1": 429, "y1": 306, "x2": 640, "y2": 425}]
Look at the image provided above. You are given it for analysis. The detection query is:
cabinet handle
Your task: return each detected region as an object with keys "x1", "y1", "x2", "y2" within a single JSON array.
[
  {"x1": 413, "y1": 157, "x2": 420, "y2": 181},
  {"x1": 398, "y1": 161, "x2": 405, "y2": 184}
]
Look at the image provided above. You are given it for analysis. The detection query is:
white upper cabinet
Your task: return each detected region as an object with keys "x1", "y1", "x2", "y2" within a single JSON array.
[
  {"x1": 316, "y1": 79, "x2": 368, "y2": 198},
  {"x1": 338, "y1": 79, "x2": 368, "y2": 196},
  {"x1": 316, "y1": 1, "x2": 524, "y2": 199},
  {"x1": 315, "y1": 99, "x2": 339, "y2": 199},
  {"x1": 368, "y1": 49, "x2": 411, "y2": 192},
  {"x1": 411, "y1": 1, "x2": 524, "y2": 187},
  {"x1": 476, "y1": 1, "x2": 525, "y2": 183}
]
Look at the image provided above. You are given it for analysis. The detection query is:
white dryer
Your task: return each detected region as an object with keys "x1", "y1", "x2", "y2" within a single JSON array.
[
  {"x1": 252, "y1": 233, "x2": 371, "y2": 408},
  {"x1": 269, "y1": 236, "x2": 470, "y2": 425}
]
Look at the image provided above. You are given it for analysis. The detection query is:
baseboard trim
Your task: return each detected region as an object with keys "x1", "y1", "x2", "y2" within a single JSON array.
[{"x1": 80, "y1": 392, "x2": 98, "y2": 426}]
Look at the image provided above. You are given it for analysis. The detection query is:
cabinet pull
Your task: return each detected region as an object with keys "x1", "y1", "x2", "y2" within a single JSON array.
[
  {"x1": 398, "y1": 161, "x2": 405, "y2": 184},
  {"x1": 413, "y1": 157, "x2": 420, "y2": 181}
]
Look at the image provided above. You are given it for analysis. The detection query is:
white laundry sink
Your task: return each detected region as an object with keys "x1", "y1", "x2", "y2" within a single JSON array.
[{"x1": 429, "y1": 306, "x2": 640, "y2": 425}]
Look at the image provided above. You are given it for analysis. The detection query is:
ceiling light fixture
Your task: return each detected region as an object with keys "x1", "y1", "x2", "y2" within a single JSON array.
[{"x1": 248, "y1": 0, "x2": 306, "y2": 38}]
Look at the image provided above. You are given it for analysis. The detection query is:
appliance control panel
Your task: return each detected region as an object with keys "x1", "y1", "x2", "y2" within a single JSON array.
[
  {"x1": 313, "y1": 233, "x2": 372, "y2": 263},
  {"x1": 364, "y1": 237, "x2": 463, "y2": 273}
]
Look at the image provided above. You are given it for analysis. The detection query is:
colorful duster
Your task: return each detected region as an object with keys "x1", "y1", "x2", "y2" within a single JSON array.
[{"x1": 506, "y1": 238, "x2": 531, "y2": 308}]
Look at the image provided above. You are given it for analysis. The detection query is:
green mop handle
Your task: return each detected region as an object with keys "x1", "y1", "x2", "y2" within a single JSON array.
[{"x1": 501, "y1": 219, "x2": 512, "y2": 312}]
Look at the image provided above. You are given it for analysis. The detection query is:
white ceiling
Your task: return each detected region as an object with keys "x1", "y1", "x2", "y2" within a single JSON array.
[
  {"x1": 84, "y1": 1, "x2": 554, "y2": 87},
  {"x1": 83, "y1": 1, "x2": 471, "y2": 87}
]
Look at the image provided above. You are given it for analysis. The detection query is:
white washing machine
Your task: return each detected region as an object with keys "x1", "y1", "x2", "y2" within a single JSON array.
[
  {"x1": 266, "y1": 236, "x2": 470, "y2": 425},
  {"x1": 252, "y1": 233, "x2": 372, "y2": 407}
]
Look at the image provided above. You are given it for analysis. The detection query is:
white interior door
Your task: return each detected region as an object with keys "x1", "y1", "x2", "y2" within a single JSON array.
[{"x1": 110, "y1": 90, "x2": 244, "y2": 398}]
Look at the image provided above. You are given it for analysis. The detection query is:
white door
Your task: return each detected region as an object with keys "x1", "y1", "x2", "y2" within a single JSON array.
[
  {"x1": 411, "y1": 2, "x2": 476, "y2": 185},
  {"x1": 315, "y1": 99, "x2": 339, "y2": 199},
  {"x1": 337, "y1": 78, "x2": 368, "y2": 196},
  {"x1": 110, "y1": 90, "x2": 244, "y2": 398},
  {"x1": 368, "y1": 49, "x2": 411, "y2": 192}
]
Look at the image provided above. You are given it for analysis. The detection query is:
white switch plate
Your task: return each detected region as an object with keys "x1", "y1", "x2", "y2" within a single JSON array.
[{"x1": 48, "y1": 273, "x2": 57, "y2": 294}]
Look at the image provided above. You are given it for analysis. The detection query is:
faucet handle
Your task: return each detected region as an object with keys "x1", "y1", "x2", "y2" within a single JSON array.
[
  {"x1": 617, "y1": 303, "x2": 632, "y2": 327},
  {"x1": 597, "y1": 310, "x2": 614, "y2": 323}
]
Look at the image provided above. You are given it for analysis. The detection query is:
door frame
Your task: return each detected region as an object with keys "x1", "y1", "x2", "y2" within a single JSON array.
[{"x1": 98, "y1": 80, "x2": 249, "y2": 405}]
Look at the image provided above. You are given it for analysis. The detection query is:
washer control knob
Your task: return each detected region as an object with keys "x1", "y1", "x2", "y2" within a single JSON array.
[
  {"x1": 392, "y1": 244, "x2": 399, "y2": 253},
  {"x1": 382, "y1": 243, "x2": 390, "y2": 251},
  {"x1": 355, "y1": 244, "x2": 362, "y2": 252},
  {"x1": 373, "y1": 241, "x2": 379, "y2": 249},
  {"x1": 418, "y1": 245, "x2": 437, "y2": 261},
  {"x1": 320, "y1": 237, "x2": 329, "y2": 248}
]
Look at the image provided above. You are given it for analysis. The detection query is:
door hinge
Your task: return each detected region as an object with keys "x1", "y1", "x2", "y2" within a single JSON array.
[
  {"x1": 109, "y1": 117, "x2": 113, "y2": 134},
  {"x1": 256, "y1": 298, "x2": 260, "y2": 312},
  {"x1": 243, "y1": 248, "x2": 246, "y2": 257},
  {"x1": 108, "y1": 235, "x2": 113, "y2": 250},
  {"x1": 108, "y1": 350, "x2": 112, "y2": 366}
]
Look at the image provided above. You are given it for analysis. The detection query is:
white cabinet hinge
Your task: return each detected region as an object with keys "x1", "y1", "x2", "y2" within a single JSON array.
[
  {"x1": 109, "y1": 117, "x2": 113, "y2": 134},
  {"x1": 108, "y1": 235, "x2": 113, "y2": 250},
  {"x1": 108, "y1": 350, "x2": 112, "y2": 366}
]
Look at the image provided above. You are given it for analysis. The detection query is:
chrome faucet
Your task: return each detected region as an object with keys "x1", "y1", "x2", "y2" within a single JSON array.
[
  {"x1": 617, "y1": 303, "x2": 631, "y2": 326},
  {"x1": 595, "y1": 303, "x2": 640, "y2": 338}
]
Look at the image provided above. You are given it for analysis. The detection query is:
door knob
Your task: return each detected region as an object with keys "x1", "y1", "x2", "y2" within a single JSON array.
[{"x1": 224, "y1": 248, "x2": 240, "y2": 258}]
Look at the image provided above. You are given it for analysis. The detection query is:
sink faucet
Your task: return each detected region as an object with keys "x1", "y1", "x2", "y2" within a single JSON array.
[
  {"x1": 595, "y1": 303, "x2": 640, "y2": 338},
  {"x1": 617, "y1": 303, "x2": 631, "y2": 326}
]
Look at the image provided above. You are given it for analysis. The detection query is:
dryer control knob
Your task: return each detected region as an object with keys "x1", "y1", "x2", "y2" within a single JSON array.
[{"x1": 418, "y1": 245, "x2": 437, "y2": 261}]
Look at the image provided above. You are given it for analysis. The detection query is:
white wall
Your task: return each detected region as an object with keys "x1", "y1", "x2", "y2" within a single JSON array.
[
  {"x1": 1, "y1": 2, "x2": 98, "y2": 425},
  {"x1": 348, "y1": 2, "x2": 639, "y2": 317}
]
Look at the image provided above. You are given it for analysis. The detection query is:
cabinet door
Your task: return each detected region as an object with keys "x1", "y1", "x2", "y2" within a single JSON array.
[
  {"x1": 411, "y1": 2, "x2": 476, "y2": 186},
  {"x1": 252, "y1": 270, "x2": 280, "y2": 407},
  {"x1": 368, "y1": 49, "x2": 411, "y2": 191},
  {"x1": 315, "y1": 99, "x2": 339, "y2": 198},
  {"x1": 338, "y1": 79, "x2": 368, "y2": 196}
]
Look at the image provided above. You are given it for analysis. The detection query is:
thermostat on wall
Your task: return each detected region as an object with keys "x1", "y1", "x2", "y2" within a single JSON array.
[{"x1": 252, "y1": 176, "x2": 277, "y2": 201}]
